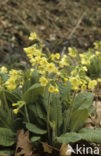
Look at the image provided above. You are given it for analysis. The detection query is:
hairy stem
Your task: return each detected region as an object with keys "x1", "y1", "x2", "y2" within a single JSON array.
[
  {"x1": 47, "y1": 93, "x2": 51, "y2": 141},
  {"x1": 2, "y1": 91, "x2": 11, "y2": 121},
  {"x1": 24, "y1": 104, "x2": 30, "y2": 122}
]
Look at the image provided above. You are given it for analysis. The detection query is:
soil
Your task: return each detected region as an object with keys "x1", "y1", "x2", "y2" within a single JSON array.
[{"x1": 0, "y1": 0, "x2": 101, "y2": 64}]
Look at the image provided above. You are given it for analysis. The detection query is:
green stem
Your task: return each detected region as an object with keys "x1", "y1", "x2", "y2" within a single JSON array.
[
  {"x1": 24, "y1": 104, "x2": 30, "y2": 122},
  {"x1": 55, "y1": 95, "x2": 58, "y2": 137},
  {"x1": 47, "y1": 93, "x2": 51, "y2": 141},
  {"x1": 2, "y1": 91, "x2": 11, "y2": 121},
  {"x1": 64, "y1": 91, "x2": 76, "y2": 132}
]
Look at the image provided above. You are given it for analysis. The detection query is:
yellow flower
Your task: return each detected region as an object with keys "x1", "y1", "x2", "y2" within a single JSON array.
[
  {"x1": 30, "y1": 58, "x2": 36, "y2": 66},
  {"x1": 51, "y1": 54, "x2": 55, "y2": 61},
  {"x1": 71, "y1": 69, "x2": 78, "y2": 76},
  {"x1": 68, "y1": 47, "x2": 77, "y2": 57},
  {"x1": 5, "y1": 77, "x2": 17, "y2": 91},
  {"x1": 29, "y1": 32, "x2": 37, "y2": 40},
  {"x1": 69, "y1": 77, "x2": 81, "y2": 90},
  {"x1": 30, "y1": 68, "x2": 34, "y2": 75},
  {"x1": 0, "y1": 66, "x2": 8, "y2": 73},
  {"x1": 96, "y1": 51, "x2": 100, "y2": 56},
  {"x1": 94, "y1": 42, "x2": 99, "y2": 50},
  {"x1": 59, "y1": 55, "x2": 70, "y2": 68},
  {"x1": 69, "y1": 77, "x2": 80, "y2": 86},
  {"x1": 64, "y1": 78, "x2": 68, "y2": 82},
  {"x1": 81, "y1": 84, "x2": 87, "y2": 91},
  {"x1": 97, "y1": 78, "x2": 101, "y2": 83},
  {"x1": 39, "y1": 76, "x2": 48, "y2": 86},
  {"x1": 59, "y1": 61, "x2": 64, "y2": 68},
  {"x1": 13, "y1": 108, "x2": 18, "y2": 114},
  {"x1": 82, "y1": 66, "x2": 88, "y2": 71},
  {"x1": 54, "y1": 88, "x2": 59, "y2": 94},
  {"x1": 53, "y1": 67, "x2": 58, "y2": 73},
  {"x1": 12, "y1": 103, "x2": 17, "y2": 106},
  {"x1": 40, "y1": 57, "x2": 48, "y2": 66},
  {"x1": 35, "y1": 56, "x2": 41, "y2": 63},
  {"x1": 81, "y1": 58, "x2": 90, "y2": 65},
  {"x1": 96, "y1": 51, "x2": 101, "y2": 60},
  {"x1": 9, "y1": 69, "x2": 18, "y2": 76},
  {"x1": 46, "y1": 63, "x2": 56, "y2": 73},
  {"x1": 88, "y1": 80, "x2": 97, "y2": 90},
  {"x1": 55, "y1": 53, "x2": 60, "y2": 59},
  {"x1": 48, "y1": 85, "x2": 55, "y2": 93},
  {"x1": 6, "y1": 84, "x2": 17, "y2": 91},
  {"x1": 34, "y1": 49, "x2": 41, "y2": 56}
]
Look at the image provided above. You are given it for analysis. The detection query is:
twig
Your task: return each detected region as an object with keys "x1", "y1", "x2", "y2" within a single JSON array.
[{"x1": 68, "y1": 10, "x2": 87, "y2": 39}]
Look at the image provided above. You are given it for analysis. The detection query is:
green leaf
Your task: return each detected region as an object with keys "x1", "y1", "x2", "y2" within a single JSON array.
[
  {"x1": 0, "y1": 107, "x2": 11, "y2": 128},
  {"x1": 28, "y1": 102, "x2": 46, "y2": 127},
  {"x1": 57, "y1": 132, "x2": 81, "y2": 144},
  {"x1": 58, "y1": 82, "x2": 71, "y2": 102},
  {"x1": 57, "y1": 128, "x2": 101, "y2": 144},
  {"x1": 26, "y1": 123, "x2": 47, "y2": 135},
  {"x1": 23, "y1": 83, "x2": 43, "y2": 103},
  {"x1": 73, "y1": 92, "x2": 94, "y2": 111},
  {"x1": 79, "y1": 128, "x2": 101, "y2": 143},
  {"x1": 31, "y1": 136, "x2": 40, "y2": 142},
  {"x1": 0, "y1": 128, "x2": 15, "y2": 146},
  {"x1": 31, "y1": 70, "x2": 39, "y2": 84},
  {"x1": 70, "y1": 109, "x2": 89, "y2": 132},
  {"x1": 24, "y1": 83, "x2": 42, "y2": 93},
  {"x1": 0, "y1": 150, "x2": 14, "y2": 156},
  {"x1": 35, "y1": 100, "x2": 46, "y2": 121},
  {"x1": 4, "y1": 89, "x2": 21, "y2": 103},
  {"x1": 50, "y1": 94, "x2": 63, "y2": 133}
]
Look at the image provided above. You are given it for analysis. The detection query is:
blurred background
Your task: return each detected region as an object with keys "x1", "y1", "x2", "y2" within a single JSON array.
[{"x1": 0, "y1": 0, "x2": 101, "y2": 66}]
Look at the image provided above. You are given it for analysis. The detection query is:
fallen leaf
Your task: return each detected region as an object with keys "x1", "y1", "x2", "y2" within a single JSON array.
[
  {"x1": 15, "y1": 129, "x2": 33, "y2": 156},
  {"x1": 60, "y1": 143, "x2": 74, "y2": 156},
  {"x1": 42, "y1": 142, "x2": 53, "y2": 154},
  {"x1": 0, "y1": 155, "x2": 8, "y2": 156}
]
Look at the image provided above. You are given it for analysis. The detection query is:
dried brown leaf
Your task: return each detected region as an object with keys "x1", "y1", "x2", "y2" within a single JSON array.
[
  {"x1": 42, "y1": 142, "x2": 53, "y2": 154},
  {"x1": 15, "y1": 129, "x2": 33, "y2": 156},
  {"x1": 0, "y1": 155, "x2": 8, "y2": 156},
  {"x1": 60, "y1": 143, "x2": 72, "y2": 156}
]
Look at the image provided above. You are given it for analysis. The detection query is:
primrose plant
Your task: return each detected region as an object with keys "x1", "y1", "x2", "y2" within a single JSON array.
[{"x1": 0, "y1": 33, "x2": 101, "y2": 153}]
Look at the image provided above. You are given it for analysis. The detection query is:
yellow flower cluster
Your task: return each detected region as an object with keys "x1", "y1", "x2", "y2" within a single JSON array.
[
  {"x1": 39, "y1": 76, "x2": 48, "y2": 86},
  {"x1": 29, "y1": 32, "x2": 38, "y2": 41},
  {"x1": 68, "y1": 47, "x2": 77, "y2": 58},
  {"x1": 96, "y1": 51, "x2": 101, "y2": 60},
  {"x1": 79, "y1": 53, "x2": 91, "y2": 65},
  {"x1": 88, "y1": 80, "x2": 97, "y2": 90},
  {"x1": 94, "y1": 41, "x2": 101, "y2": 50},
  {"x1": 0, "y1": 66, "x2": 8, "y2": 73},
  {"x1": 51, "y1": 53, "x2": 60, "y2": 61},
  {"x1": 59, "y1": 55, "x2": 70, "y2": 68},
  {"x1": 12, "y1": 101, "x2": 26, "y2": 114},
  {"x1": 5, "y1": 69, "x2": 22, "y2": 91},
  {"x1": 23, "y1": 33, "x2": 100, "y2": 93},
  {"x1": 69, "y1": 77, "x2": 82, "y2": 91},
  {"x1": 48, "y1": 85, "x2": 59, "y2": 94}
]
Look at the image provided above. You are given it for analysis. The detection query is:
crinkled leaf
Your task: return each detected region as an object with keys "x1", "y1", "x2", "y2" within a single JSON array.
[
  {"x1": 23, "y1": 83, "x2": 43, "y2": 103},
  {"x1": 26, "y1": 123, "x2": 47, "y2": 135},
  {"x1": 73, "y1": 92, "x2": 94, "y2": 111},
  {"x1": 0, "y1": 128, "x2": 15, "y2": 146},
  {"x1": 57, "y1": 132, "x2": 81, "y2": 144},
  {"x1": 79, "y1": 128, "x2": 101, "y2": 143},
  {"x1": 70, "y1": 109, "x2": 89, "y2": 132},
  {"x1": 58, "y1": 82, "x2": 71, "y2": 102}
]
